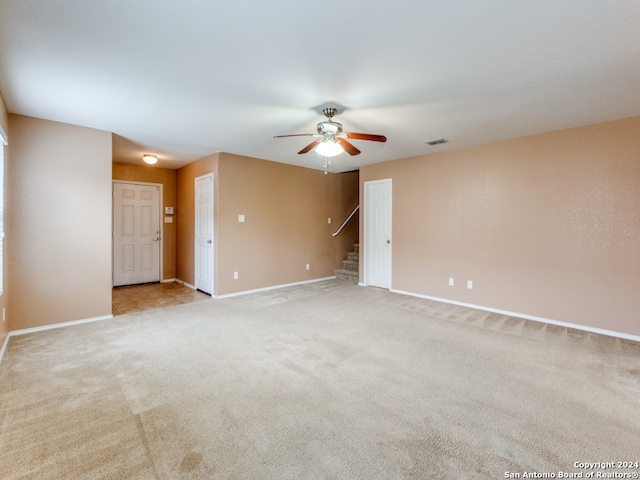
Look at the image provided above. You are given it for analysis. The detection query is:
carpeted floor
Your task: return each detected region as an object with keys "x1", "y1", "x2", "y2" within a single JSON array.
[{"x1": 1, "y1": 279, "x2": 639, "y2": 479}]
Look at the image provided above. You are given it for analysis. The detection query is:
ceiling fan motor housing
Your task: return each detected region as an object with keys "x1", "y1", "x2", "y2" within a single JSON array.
[
  {"x1": 317, "y1": 121, "x2": 342, "y2": 136},
  {"x1": 318, "y1": 107, "x2": 342, "y2": 138}
]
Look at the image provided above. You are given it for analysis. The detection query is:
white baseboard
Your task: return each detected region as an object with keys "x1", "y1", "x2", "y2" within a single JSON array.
[
  {"x1": 161, "y1": 278, "x2": 176, "y2": 283},
  {"x1": 0, "y1": 314, "x2": 114, "y2": 365},
  {"x1": 8, "y1": 314, "x2": 114, "y2": 337},
  {"x1": 0, "y1": 333, "x2": 10, "y2": 366},
  {"x1": 216, "y1": 276, "x2": 336, "y2": 299},
  {"x1": 390, "y1": 288, "x2": 640, "y2": 343},
  {"x1": 175, "y1": 279, "x2": 196, "y2": 290}
]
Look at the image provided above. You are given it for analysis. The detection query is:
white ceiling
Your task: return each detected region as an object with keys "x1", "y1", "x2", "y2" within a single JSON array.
[{"x1": 1, "y1": 1, "x2": 639, "y2": 172}]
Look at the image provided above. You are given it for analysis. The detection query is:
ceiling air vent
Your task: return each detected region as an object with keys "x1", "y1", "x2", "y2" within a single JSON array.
[{"x1": 425, "y1": 137, "x2": 448, "y2": 146}]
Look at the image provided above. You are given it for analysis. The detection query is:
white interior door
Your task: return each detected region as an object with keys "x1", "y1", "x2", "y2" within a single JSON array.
[
  {"x1": 365, "y1": 179, "x2": 392, "y2": 289},
  {"x1": 195, "y1": 174, "x2": 214, "y2": 295},
  {"x1": 113, "y1": 182, "x2": 161, "y2": 286}
]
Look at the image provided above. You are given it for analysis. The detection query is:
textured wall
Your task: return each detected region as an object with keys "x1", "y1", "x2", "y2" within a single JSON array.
[
  {"x1": 361, "y1": 116, "x2": 640, "y2": 336},
  {"x1": 216, "y1": 153, "x2": 358, "y2": 295},
  {"x1": 8, "y1": 115, "x2": 112, "y2": 330}
]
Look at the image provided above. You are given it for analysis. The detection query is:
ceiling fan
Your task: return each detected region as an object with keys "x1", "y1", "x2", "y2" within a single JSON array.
[{"x1": 274, "y1": 107, "x2": 387, "y2": 157}]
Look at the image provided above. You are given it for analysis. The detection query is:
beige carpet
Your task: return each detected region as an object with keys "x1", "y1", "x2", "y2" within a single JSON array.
[{"x1": 1, "y1": 280, "x2": 639, "y2": 479}]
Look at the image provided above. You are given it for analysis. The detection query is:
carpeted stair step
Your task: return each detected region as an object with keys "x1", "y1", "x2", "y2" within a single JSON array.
[
  {"x1": 335, "y1": 242, "x2": 360, "y2": 282},
  {"x1": 335, "y1": 268, "x2": 358, "y2": 281},
  {"x1": 341, "y1": 259, "x2": 359, "y2": 271}
]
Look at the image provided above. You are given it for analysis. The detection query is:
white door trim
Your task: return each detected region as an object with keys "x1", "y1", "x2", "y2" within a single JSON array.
[
  {"x1": 195, "y1": 173, "x2": 214, "y2": 295},
  {"x1": 364, "y1": 178, "x2": 392, "y2": 289},
  {"x1": 112, "y1": 180, "x2": 163, "y2": 285}
]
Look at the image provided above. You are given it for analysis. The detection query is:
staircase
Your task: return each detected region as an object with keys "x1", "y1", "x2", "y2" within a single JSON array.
[{"x1": 335, "y1": 243, "x2": 359, "y2": 282}]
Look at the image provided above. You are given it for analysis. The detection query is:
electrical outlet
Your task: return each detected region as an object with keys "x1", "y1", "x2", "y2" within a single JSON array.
[
  {"x1": 238, "y1": 214, "x2": 245, "y2": 223},
  {"x1": 449, "y1": 278, "x2": 454, "y2": 286},
  {"x1": 467, "y1": 280, "x2": 473, "y2": 289},
  {"x1": 328, "y1": 217, "x2": 332, "y2": 224},
  {"x1": 306, "y1": 263, "x2": 310, "y2": 270},
  {"x1": 234, "y1": 272, "x2": 238, "y2": 280}
]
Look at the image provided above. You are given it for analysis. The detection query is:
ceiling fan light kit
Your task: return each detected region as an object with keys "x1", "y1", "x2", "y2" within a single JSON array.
[
  {"x1": 274, "y1": 107, "x2": 387, "y2": 160},
  {"x1": 315, "y1": 140, "x2": 344, "y2": 157}
]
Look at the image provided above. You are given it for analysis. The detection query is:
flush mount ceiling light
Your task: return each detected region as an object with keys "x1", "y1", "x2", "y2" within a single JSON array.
[
  {"x1": 142, "y1": 154, "x2": 158, "y2": 165},
  {"x1": 315, "y1": 140, "x2": 344, "y2": 157}
]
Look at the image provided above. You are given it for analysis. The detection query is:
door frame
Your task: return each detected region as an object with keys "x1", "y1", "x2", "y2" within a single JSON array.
[
  {"x1": 194, "y1": 173, "x2": 215, "y2": 296},
  {"x1": 364, "y1": 178, "x2": 392, "y2": 289},
  {"x1": 112, "y1": 180, "x2": 164, "y2": 286}
]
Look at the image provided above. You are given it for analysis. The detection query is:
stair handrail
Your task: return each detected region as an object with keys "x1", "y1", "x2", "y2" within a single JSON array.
[{"x1": 332, "y1": 204, "x2": 359, "y2": 237}]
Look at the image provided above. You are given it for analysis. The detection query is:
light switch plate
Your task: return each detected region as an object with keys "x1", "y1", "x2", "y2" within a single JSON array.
[{"x1": 164, "y1": 216, "x2": 173, "y2": 223}]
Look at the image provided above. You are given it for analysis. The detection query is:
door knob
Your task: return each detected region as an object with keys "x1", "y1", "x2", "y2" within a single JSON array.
[
  {"x1": 207, "y1": 239, "x2": 212, "y2": 244},
  {"x1": 387, "y1": 239, "x2": 390, "y2": 244},
  {"x1": 153, "y1": 237, "x2": 160, "y2": 241}
]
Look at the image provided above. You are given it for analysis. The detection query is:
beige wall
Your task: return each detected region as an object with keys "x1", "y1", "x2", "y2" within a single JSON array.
[
  {"x1": 0, "y1": 93, "x2": 8, "y2": 345},
  {"x1": 8, "y1": 115, "x2": 112, "y2": 330},
  {"x1": 176, "y1": 152, "x2": 358, "y2": 296},
  {"x1": 112, "y1": 162, "x2": 177, "y2": 280},
  {"x1": 360, "y1": 116, "x2": 640, "y2": 337},
  {"x1": 216, "y1": 153, "x2": 358, "y2": 295}
]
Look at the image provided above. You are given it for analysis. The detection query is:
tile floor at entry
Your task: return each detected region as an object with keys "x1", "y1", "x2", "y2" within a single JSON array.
[{"x1": 112, "y1": 281, "x2": 211, "y2": 316}]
